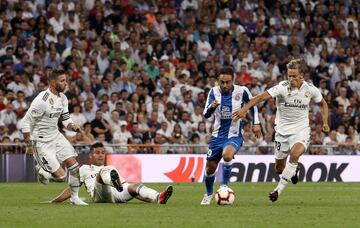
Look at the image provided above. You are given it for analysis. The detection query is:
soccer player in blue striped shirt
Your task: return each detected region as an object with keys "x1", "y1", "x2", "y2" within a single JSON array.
[{"x1": 200, "y1": 67, "x2": 262, "y2": 205}]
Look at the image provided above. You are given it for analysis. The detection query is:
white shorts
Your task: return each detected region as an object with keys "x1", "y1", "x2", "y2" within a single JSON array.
[
  {"x1": 33, "y1": 134, "x2": 77, "y2": 173},
  {"x1": 274, "y1": 129, "x2": 310, "y2": 160},
  {"x1": 93, "y1": 183, "x2": 133, "y2": 203}
]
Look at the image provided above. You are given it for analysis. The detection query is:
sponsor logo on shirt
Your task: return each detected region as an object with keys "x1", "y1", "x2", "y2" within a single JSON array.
[
  {"x1": 284, "y1": 98, "x2": 307, "y2": 109},
  {"x1": 284, "y1": 102, "x2": 307, "y2": 109},
  {"x1": 221, "y1": 106, "x2": 232, "y2": 119}
]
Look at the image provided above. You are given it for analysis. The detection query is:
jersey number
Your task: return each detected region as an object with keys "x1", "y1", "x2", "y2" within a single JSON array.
[{"x1": 274, "y1": 141, "x2": 281, "y2": 151}]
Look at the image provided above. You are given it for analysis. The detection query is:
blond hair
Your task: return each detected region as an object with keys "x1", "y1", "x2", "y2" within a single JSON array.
[{"x1": 286, "y1": 59, "x2": 306, "y2": 75}]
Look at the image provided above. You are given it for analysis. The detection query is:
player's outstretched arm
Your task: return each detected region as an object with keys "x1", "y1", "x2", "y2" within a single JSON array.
[
  {"x1": 319, "y1": 98, "x2": 330, "y2": 133},
  {"x1": 232, "y1": 91, "x2": 272, "y2": 121},
  {"x1": 22, "y1": 132, "x2": 33, "y2": 155},
  {"x1": 50, "y1": 187, "x2": 71, "y2": 203}
]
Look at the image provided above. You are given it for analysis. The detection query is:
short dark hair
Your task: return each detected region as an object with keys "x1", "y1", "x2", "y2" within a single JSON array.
[
  {"x1": 48, "y1": 69, "x2": 66, "y2": 80},
  {"x1": 90, "y1": 142, "x2": 104, "y2": 152},
  {"x1": 218, "y1": 67, "x2": 234, "y2": 79}
]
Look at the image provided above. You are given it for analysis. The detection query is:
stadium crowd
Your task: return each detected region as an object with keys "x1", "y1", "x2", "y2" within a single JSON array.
[{"x1": 0, "y1": 0, "x2": 359, "y2": 155}]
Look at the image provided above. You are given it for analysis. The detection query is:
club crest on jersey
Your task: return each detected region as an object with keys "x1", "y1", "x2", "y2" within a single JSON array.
[
  {"x1": 31, "y1": 109, "x2": 39, "y2": 115},
  {"x1": 304, "y1": 91, "x2": 310, "y2": 97},
  {"x1": 235, "y1": 93, "x2": 241, "y2": 101},
  {"x1": 49, "y1": 98, "x2": 54, "y2": 105}
]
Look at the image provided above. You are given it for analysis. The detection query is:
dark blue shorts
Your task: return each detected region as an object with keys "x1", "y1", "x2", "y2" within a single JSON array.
[{"x1": 207, "y1": 136, "x2": 243, "y2": 161}]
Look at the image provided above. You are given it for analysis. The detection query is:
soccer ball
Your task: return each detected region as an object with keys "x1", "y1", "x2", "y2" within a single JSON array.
[{"x1": 215, "y1": 186, "x2": 235, "y2": 205}]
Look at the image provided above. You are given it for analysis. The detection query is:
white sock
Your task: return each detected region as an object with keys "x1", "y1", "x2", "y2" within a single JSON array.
[
  {"x1": 275, "y1": 162, "x2": 298, "y2": 194},
  {"x1": 68, "y1": 163, "x2": 81, "y2": 199},
  {"x1": 136, "y1": 184, "x2": 159, "y2": 203}
]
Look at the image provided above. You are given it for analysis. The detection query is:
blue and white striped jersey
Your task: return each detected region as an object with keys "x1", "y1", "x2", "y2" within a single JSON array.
[{"x1": 203, "y1": 85, "x2": 260, "y2": 138}]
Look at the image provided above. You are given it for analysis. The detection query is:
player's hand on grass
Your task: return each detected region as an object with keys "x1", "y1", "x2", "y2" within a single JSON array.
[
  {"x1": 211, "y1": 100, "x2": 220, "y2": 109},
  {"x1": 40, "y1": 200, "x2": 52, "y2": 204},
  {"x1": 252, "y1": 124, "x2": 262, "y2": 138},
  {"x1": 232, "y1": 108, "x2": 246, "y2": 121},
  {"x1": 322, "y1": 124, "x2": 330, "y2": 133}
]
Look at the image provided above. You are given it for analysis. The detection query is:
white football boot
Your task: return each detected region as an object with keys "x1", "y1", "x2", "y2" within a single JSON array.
[
  {"x1": 70, "y1": 197, "x2": 88, "y2": 206},
  {"x1": 200, "y1": 193, "x2": 213, "y2": 205},
  {"x1": 36, "y1": 165, "x2": 50, "y2": 185}
]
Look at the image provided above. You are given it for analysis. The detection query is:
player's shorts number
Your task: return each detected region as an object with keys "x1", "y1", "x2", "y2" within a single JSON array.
[
  {"x1": 207, "y1": 149, "x2": 212, "y2": 158},
  {"x1": 274, "y1": 141, "x2": 281, "y2": 151},
  {"x1": 42, "y1": 157, "x2": 49, "y2": 165}
]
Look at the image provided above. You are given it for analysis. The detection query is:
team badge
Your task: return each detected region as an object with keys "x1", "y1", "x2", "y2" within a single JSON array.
[
  {"x1": 31, "y1": 109, "x2": 39, "y2": 115},
  {"x1": 235, "y1": 93, "x2": 241, "y2": 101},
  {"x1": 304, "y1": 91, "x2": 310, "y2": 97},
  {"x1": 49, "y1": 98, "x2": 54, "y2": 105}
]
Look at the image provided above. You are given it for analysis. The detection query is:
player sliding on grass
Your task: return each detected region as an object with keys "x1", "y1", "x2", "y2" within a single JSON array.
[
  {"x1": 20, "y1": 69, "x2": 87, "y2": 205},
  {"x1": 233, "y1": 59, "x2": 330, "y2": 202},
  {"x1": 201, "y1": 67, "x2": 261, "y2": 205},
  {"x1": 50, "y1": 142, "x2": 173, "y2": 204}
]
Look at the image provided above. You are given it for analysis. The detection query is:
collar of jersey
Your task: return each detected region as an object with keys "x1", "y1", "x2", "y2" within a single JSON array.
[
  {"x1": 219, "y1": 86, "x2": 234, "y2": 95},
  {"x1": 47, "y1": 88, "x2": 61, "y2": 97}
]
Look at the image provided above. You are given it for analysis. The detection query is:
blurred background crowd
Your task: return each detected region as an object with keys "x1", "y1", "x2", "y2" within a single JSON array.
[{"x1": 0, "y1": 0, "x2": 359, "y2": 155}]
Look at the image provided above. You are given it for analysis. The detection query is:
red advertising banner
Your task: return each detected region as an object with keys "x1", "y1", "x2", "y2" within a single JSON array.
[{"x1": 106, "y1": 154, "x2": 360, "y2": 183}]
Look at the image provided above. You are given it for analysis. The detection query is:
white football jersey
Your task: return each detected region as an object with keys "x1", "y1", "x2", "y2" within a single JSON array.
[
  {"x1": 79, "y1": 164, "x2": 127, "y2": 198},
  {"x1": 267, "y1": 81, "x2": 323, "y2": 135},
  {"x1": 20, "y1": 88, "x2": 72, "y2": 142},
  {"x1": 79, "y1": 164, "x2": 103, "y2": 198}
]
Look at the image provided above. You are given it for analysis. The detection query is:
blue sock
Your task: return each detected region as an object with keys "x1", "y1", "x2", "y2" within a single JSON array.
[
  {"x1": 222, "y1": 161, "x2": 233, "y2": 186},
  {"x1": 204, "y1": 173, "x2": 215, "y2": 195}
]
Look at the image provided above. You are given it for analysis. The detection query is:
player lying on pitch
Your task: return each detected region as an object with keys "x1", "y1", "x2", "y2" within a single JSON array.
[{"x1": 50, "y1": 142, "x2": 173, "y2": 204}]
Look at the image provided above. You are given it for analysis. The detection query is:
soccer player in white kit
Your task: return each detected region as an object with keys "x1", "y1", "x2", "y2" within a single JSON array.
[
  {"x1": 50, "y1": 142, "x2": 173, "y2": 204},
  {"x1": 20, "y1": 69, "x2": 87, "y2": 205},
  {"x1": 233, "y1": 59, "x2": 330, "y2": 202}
]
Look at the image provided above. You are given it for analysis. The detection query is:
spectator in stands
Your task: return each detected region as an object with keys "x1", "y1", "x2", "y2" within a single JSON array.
[
  {"x1": 12, "y1": 91, "x2": 28, "y2": 118},
  {"x1": 313, "y1": 123, "x2": 326, "y2": 145},
  {"x1": 156, "y1": 121, "x2": 172, "y2": 140},
  {"x1": 69, "y1": 104, "x2": 87, "y2": 127},
  {"x1": 323, "y1": 130, "x2": 339, "y2": 155},
  {"x1": 171, "y1": 123, "x2": 187, "y2": 144},
  {"x1": 336, "y1": 87, "x2": 351, "y2": 110},
  {"x1": 113, "y1": 120, "x2": 132, "y2": 153},
  {"x1": 0, "y1": 0, "x2": 359, "y2": 156},
  {"x1": 6, "y1": 74, "x2": 22, "y2": 94},
  {"x1": 0, "y1": 103, "x2": 17, "y2": 126},
  {"x1": 91, "y1": 110, "x2": 113, "y2": 143}
]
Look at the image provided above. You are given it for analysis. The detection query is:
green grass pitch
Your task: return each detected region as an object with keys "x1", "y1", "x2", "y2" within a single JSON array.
[{"x1": 1, "y1": 182, "x2": 359, "y2": 227}]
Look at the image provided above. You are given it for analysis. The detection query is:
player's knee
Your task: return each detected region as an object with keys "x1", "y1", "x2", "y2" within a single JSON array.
[
  {"x1": 53, "y1": 175, "x2": 66, "y2": 182},
  {"x1": 289, "y1": 154, "x2": 300, "y2": 163},
  {"x1": 275, "y1": 164, "x2": 284, "y2": 174},
  {"x1": 205, "y1": 167, "x2": 215, "y2": 176},
  {"x1": 133, "y1": 183, "x2": 143, "y2": 196},
  {"x1": 222, "y1": 154, "x2": 232, "y2": 162}
]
